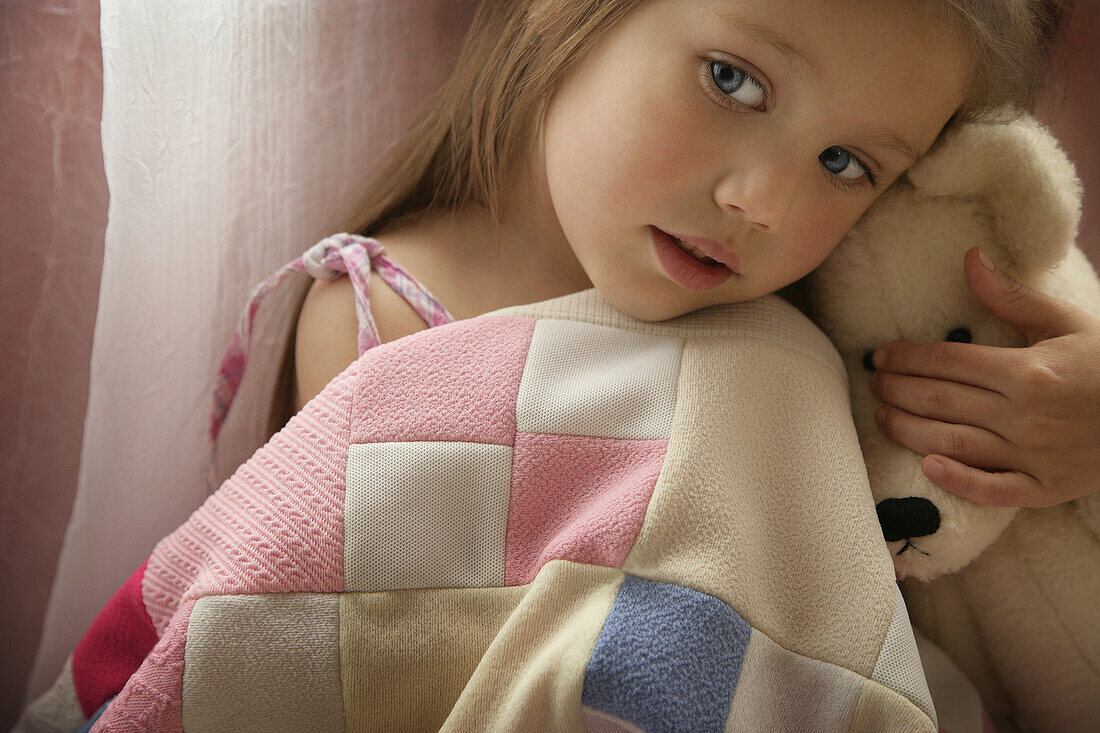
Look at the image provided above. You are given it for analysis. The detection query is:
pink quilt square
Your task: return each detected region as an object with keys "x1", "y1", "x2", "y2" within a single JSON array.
[
  {"x1": 350, "y1": 316, "x2": 535, "y2": 446},
  {"x1": 505, "y1": 432, "x2": 667, "y2": 585}
]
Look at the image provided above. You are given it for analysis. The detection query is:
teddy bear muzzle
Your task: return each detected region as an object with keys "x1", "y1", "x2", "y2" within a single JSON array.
[{"x1": 876, "y1": 496, "x2": 941, "y2": 546}]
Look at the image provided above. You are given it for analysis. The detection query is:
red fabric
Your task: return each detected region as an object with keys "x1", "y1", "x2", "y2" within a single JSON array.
[{"x1": 71, "y1": 559, "x2": 158, "y2": 718}]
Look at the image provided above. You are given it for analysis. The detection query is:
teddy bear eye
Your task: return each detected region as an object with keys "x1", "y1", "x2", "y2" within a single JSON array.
[
  {"x1": 946, "y1": 327, "x2": 972, "y2": 343},
  {"x1": 862, "y1": 350, "x2": 876, "y2": 372}
]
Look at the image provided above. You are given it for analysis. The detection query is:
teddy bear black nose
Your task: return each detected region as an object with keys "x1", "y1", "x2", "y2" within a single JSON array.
[
  {"x1": 946, "y1": 327, "x2": 972, "y2": 343},
  {"x1": 876, "y1": 497, "x2": 941, "y2": 542}
]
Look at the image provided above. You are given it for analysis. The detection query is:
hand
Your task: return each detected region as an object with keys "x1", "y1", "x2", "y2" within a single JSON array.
[{"x1": 868, "y1": 246, "x2": 1100, "y2": 508}]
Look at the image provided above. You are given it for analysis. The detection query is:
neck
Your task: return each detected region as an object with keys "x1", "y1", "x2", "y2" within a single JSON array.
[{"x1": 420, "y1": 152, "x2": 593, "y2": 298}]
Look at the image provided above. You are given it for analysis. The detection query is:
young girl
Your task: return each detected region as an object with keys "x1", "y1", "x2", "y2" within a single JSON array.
[
  {"x1": 241, "y1": 0, "x2": 1097, "y2": 514},
  {"x1": 19, "y1": 1, "x2": 1096, "y2": 730}
]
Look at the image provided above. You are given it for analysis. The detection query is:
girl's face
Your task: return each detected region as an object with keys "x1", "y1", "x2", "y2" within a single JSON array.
[{"x1": 536, "y1": 0, "x2": 973, "y2": 320}]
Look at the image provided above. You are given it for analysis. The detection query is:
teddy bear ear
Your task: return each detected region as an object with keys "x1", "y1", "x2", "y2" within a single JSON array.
[{"x1": 903, "y1": 110, "x2": 1083, "y2": 272}]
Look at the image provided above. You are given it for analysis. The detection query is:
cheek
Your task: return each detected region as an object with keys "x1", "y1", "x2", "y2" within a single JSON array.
[
  {"x1": 623, "y1": 85, "x2": 723, "y2": 198},
  {"x1": 632, "y1": 115, "x2": 709, "y2": 195},
  {"x1": 803, "y1": 207, "x2": 850, "y2": 247},
  {"x1": 545, "y1": 74, "x2": 704, "y2": 218},
  {"x1": 783, "y1": 199, "x2": 867, "y2": 272}
]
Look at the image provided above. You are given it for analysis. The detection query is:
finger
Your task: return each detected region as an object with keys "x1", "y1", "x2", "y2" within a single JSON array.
[
  {"x1": 869, "y1": 371, "x2": 1010, "y2": 438},
  {"x1": 921, "y1": 454, "x2": 1047, "y2": 508},
  {"x1": 873, "y1": 340, "x2": 1024, "y2": 396},
  {"x1": 874, "y1": 404, "x2": 1014, "y2": 471},
  {"x1": 965, "y1": 247, "x2": 1089, "y2": 345}
]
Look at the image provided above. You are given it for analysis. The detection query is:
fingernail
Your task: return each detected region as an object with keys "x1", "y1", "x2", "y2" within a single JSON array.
[
  {"x1": 923, "y1": 458, "x2": 945, "y2": 480},
  {"x1": 977, "y1": 248, "x2": 996, "y2": 272}
]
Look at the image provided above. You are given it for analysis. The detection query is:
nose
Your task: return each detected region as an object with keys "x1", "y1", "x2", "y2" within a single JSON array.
[
  {"x1": 876, "y1": 497, "x2": 940, "y2": 542},
  {"x1": 713, "y1": 152, "x2": 797, "y2": 233}
]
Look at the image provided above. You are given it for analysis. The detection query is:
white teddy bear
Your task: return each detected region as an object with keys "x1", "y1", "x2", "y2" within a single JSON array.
[{"x1": 805, "y1": 112, "x2": 1100, "y2": 733}]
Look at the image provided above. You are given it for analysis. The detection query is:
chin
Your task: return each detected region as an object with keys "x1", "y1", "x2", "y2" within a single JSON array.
[{"x1": 602, "y1": 291, "x2": 693, "y2": 322}]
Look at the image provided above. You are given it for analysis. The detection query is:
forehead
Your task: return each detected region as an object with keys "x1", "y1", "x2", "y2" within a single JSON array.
[{"x1": 679, "y1": 0, "x2": 973, "y2": 157}]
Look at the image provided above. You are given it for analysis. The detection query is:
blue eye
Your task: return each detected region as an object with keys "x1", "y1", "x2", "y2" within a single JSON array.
[
  {"x1": 819, "y1": 146, "x2": 877, "y2": 188},
  {"x1": 710, "y1": 60, "x2": 765, "y2": 109}
]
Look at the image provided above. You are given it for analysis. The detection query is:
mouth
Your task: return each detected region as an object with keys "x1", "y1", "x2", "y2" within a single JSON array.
[
  {"x1": 894, "y1": 539, "x2": 930, "y2": 557},
  {"x1": 650, "y1": 227, "x2": 737, "y2": 291},
  {"x1": 675, "y1": 237, "x2": 719, "y2": 264}
]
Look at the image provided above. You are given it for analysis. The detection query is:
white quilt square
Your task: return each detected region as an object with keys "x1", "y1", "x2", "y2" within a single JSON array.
[
  {"x1": 344, "y1": 441, "x2": 512, "y2": 592},
  {"x1": 517, "y1": 319, "x2": 683, "y2": 439}
]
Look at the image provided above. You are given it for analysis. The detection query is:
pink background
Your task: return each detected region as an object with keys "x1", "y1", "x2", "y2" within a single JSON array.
[
  {"x1": 1, "y1": 2, "x2": 1097, "y2": 729},
  {"x1": 1, "y1": 3, "x2": 108, "y2": 728}
]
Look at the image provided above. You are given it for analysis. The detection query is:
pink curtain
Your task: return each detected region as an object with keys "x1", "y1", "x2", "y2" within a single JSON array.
[
  {"x1": 1038, "y1": 1, "x2": 1100, "y2": 270},
  {"x1": 2, "y1": 2, "x2": 1097, "y2": 729},
  {"x1": 1, "y1": 2, "x2": 107, "y2": 728},
  {"x1": 4, "y1": 1, "x2": 477, "y2": 727}
]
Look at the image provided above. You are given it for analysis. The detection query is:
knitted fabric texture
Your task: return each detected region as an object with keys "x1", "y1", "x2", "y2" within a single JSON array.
[{"x1": 24, "y1": 289, "x2": 938, "y2": 732}]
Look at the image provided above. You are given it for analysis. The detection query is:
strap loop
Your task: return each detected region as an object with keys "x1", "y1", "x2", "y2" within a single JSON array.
[{"x1": 204, "y1": 233, "x2": 455, "y2": 495}]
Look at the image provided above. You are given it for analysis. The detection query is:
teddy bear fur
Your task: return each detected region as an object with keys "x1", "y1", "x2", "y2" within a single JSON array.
[{"x1": 805, "y1": 112, "x2": 1100, "y2": 732}]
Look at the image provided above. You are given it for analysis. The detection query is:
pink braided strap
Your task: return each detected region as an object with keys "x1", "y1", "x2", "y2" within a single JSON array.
[{"x1": 205, "y1": 233, "x2": 454, "y2": 494}]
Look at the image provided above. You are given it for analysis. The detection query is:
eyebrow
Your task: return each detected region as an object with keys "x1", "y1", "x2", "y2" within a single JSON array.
[
  {"x1": 854, "y1": 128, "x2": 924, "y2": 167},
  {"x1": 707, "y1": 9, "x2": 924, "y2": 167},
  {"x1": 707, "y1": 9, "x2": 811, "y2": 78}
]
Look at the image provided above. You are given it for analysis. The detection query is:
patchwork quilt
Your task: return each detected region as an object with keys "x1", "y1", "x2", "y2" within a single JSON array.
[{"x1": 19, "y1": 290, "x2": 937, "y2": 732}]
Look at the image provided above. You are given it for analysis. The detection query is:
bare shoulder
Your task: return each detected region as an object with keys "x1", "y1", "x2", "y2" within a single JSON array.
[{"x1": 292, "y1": 273, "x2": 429, "y2": 411}]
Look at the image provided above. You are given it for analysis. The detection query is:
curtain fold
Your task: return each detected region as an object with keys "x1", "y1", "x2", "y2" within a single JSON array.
[{"x1": 27, "y1": 0, "x2": 474, "y2": 701}]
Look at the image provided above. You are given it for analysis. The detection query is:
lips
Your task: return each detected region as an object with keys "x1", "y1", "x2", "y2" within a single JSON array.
[
  {"x1": 650, "y1": 227, "x2": 737, "y2": 291},
  {"x1": 675, "y1": 237, "x2": 719, "y2": 264}
]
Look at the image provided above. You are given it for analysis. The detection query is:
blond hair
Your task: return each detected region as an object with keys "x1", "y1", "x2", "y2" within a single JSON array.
[
  {"x1": 948, "y1": 0, "x2": 1074, "y2": 123},
  {"x1": 271, "y1": 0, "x2": 1075, "y2": 435},
  {"x1": 336, "y1": 0, "x2": 1074, "y2": 239}
]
